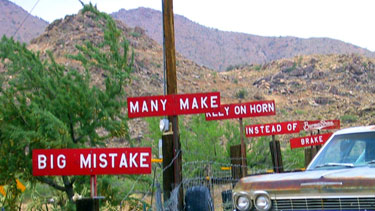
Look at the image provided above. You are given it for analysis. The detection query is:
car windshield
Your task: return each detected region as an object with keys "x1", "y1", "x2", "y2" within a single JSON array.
[{"x1": 308, "y1": 132, "x2": 375, "y2": 170}]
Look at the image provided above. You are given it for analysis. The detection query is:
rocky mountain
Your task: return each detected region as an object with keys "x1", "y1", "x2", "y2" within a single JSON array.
[
  {"x1": 0, "y1": 0, "x2": 48, "y2": 43},
  {"x1": 4, "y1": 6, "x2": 374, "y2": 140},
  {"x1": 112, "y1": 7, "x2": 375, "y2": 71}
]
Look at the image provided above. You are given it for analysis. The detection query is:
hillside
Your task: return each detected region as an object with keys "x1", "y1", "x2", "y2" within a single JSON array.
[
  {"x1": 112, "y1": 7, "x2": 375, "y2": 71},
  {"x1": 0, "y1": 0, "x2": 48, "y2": 43},
  {"x1": 8, "y1": 7, "x2": 375, "y2": 139}
]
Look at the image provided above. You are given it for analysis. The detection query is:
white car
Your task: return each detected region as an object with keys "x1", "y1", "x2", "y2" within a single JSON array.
[{"x1": 233, "y1": 125, "x2": 375, "y2": 211}]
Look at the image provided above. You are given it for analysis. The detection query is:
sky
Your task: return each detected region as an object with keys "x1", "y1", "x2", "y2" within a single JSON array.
[{"x1": 9, "y1": 0, "x2": 375, "y2": 52}]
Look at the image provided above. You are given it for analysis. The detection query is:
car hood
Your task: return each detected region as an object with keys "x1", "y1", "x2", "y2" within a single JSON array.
[{"x1": 235, "y1": 167, "x2": 375, "y2": 197}]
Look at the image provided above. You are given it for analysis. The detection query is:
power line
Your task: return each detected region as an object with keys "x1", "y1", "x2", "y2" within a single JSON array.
[{"x1": 12, "y1": 0, "x2": 41, "y2": 38}]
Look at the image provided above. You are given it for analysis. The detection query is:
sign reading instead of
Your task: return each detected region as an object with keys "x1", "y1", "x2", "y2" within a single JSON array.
[
  {"x1": 127, "y1": 92, "x2": 220, "y2": 118},
  {"x1": 32, "y1": 148, "x2": 152, "y2": 176},
  {"x1": 205, "y1": 100, "x2": 275, "y2": 121},
  {"x1": 302, "y1": 120, "x2": 340, "y2": 131},
  {"x1": 290, "y1": 133, "x2": 333, "y2": 149},
  {"x1": 245, "y1": 121, "x2": 301, "y2": 137}
]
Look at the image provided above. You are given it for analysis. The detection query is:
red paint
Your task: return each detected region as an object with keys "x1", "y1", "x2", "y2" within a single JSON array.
[
  {"x1": 32, "y1": 148, "x2": 152, "y2": 176},
  {"x1": 245, "y1": 121, "x2": 301, "y2": 137},
  {"x1": 290, "y1": 133, "x2": 333, "y2": 149},
  {"x1": 127, "y1": 92, "x2": 220, "y2": 118},
  {"x1": 302, "y1": 120, "x2": 340, "y2": 131},
  {"x1": 205, "y1": 100, "x2": 276, "y2": 120}
]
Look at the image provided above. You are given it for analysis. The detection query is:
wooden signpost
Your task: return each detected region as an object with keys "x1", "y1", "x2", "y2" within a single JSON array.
[
  {"x1": 206, "y1": 100, "x2": 276, "y2": 177},
  {"x1": 127, "y1": 91, "x2": 220, "y2": 210},
  {"x1": 245, "y1": 120, "x2": 301, "y2": 173},
  {"x1": 296, "y1": 120, "x2": 340, "y2": 166}
]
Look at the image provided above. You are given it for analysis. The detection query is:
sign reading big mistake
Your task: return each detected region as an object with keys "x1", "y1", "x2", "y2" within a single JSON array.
[
  {"x1": 127, "y1": 92, "x2": 220, "y2": 118},
  {"x1": 32, "y1": 148, "x2": 151, "y2": 176}
]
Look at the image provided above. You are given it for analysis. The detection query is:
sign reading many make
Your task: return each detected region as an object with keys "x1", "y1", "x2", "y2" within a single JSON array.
[
  {"x1": 33, "y1": 148, "x2": 151, "y2": 176},
  {"x1": 127, "y1": 92, "x2": 220, "y2": 118},
  {"x1": 290, "y1": 133, "x2": 333, "y2": 149},
  {"x1": 205, "y1": 100, "x2": 275, "y2": 120}
]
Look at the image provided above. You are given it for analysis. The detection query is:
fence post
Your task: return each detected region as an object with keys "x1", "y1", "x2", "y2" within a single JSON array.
[
  {"x1": 230, "y1": 145, "x2": 244, "y2": 181},
  {"x1": 269, "y1": 139, "x2": 283, "y2": 173},
  {"x1": 162, "y1": 133, "x2": 174, "y2": 201}
]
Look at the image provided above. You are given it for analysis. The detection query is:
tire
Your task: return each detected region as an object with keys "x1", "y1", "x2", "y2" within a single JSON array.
[{"x1": 185, "y1": 186, "x2": 214, "y2": 211}]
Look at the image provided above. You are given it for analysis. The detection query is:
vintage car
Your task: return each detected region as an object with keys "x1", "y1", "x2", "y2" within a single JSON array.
[{"x1": 233, "y1": 125, "x2": 375, "y2": 210}]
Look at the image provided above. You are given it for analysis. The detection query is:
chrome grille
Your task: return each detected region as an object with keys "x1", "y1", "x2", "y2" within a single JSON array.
[{"x1": 272, "y1": 197, "x2": 375, "y2": 210}]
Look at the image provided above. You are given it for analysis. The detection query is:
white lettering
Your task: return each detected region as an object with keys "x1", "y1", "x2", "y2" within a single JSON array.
[
  {"x1": 38, "y1": 155, "x2": 47, "y2": 169},
  {"x1": 246, "y1": 127, "x2": 254, "y2": 135},
  {"x1": 268, "y1": 103, "x2": 275, "y2": 113},
  {"x1": 265, "y1": 125, "x2": 270, "y2": 133},
  {"x1": 99, "y1": 154, "x2": 107, "y2": 168},
  {"x1": 130, "y1": 153, "x2": 138, "y2": 167},
  {"x1": 260, "y1": 125, "x2": 265, "y2": 133},
  {"x1": 210, "y1": 96, "x2": 218, "y2": 108},
  {"x1": 50, "y1": 154, "x2": 54, "y2": 169},
  {"x1": 160, "y1": 99, "x2": 167, "y2": 111},
  {"x1": 119, "y1": 153, "x2": 128, "y2": 168},
  {"x1": 140, "y1": 153, "x2": 149, "y2": 168},
  {"x1": 93, "y1": 153, "x2": 96, "y2": 168},
  {"x1": 130, "y1": 101, "x2": 139, "y2": 113},
  {"x1": 201, "y1": 97, "x2": 208, "y2": 109},
  {"x1": 262, "y1": 103, "x2": 268, "y2": 112},
  {"x1": 80, "y1": 154, "x2": 91, "y2": 168},
  {"x1": 108, "y1": 153, "x2": 117, "y2": 168},
  {"x1": 57, "y1": 155, "x2": 66, "y2": 169},
  {"x1": 271, "y1": 125, "x2": 276, "y2": 133},
  {"x1": 224, "y1": 106, "x2": 230, "y2": 115},
  {"x1": 151, "y1": 100, "x2": 158, "y2": 112},
  {"x1": 141, "y1": 101, "x2": 149, "y2": 112},
  {"x1": 256, "y1": 104, "x2": 262, "y2": 113},
  {"x1": 240, "y1": 105, "x2": 246, "y2": 114},
  {"x1": 192, "y1": 98, "x2": 199, "y2": 109},
  {"x1": 249, "y1": 104, "x2": 256, "y2": 113},
  {"x1": 293, "y1": 123, "x2": 298, "y2": 130},
  {"x1": 180, "y1": 98, "x2": 189, "y2": 110},
  {"x1": 234, "y1": 106, "x2": 240, "y2": 115},
  {"x1": 277, "y1": 124, "x2": 282, "y2": 132}
]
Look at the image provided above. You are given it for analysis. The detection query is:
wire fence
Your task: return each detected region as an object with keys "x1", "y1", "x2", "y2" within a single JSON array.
[{"x1": 118, "y1": 144, "x2": 306, "y2": 211}]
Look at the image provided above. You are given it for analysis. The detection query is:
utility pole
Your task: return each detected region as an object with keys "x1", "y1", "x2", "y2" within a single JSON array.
[{"x1": 161, "y1": 0, "x2": 183, "y2": 210}]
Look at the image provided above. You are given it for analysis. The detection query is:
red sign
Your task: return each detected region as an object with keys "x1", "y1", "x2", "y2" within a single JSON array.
[
  {"x1": 32, "y1": 148, "x2": 152, "y2": 176},
  {"x1": 205, "y1": 100, "x2": 275, "y2": 120},
  {"x1": 245, "y1": 121, "x2": 301, "y2": 137},
  {"x1": 302, "y1": 120, "x2": 340, "y2": 131},
  {"x1": 127, "y1": 92, "x2": 220, "y2": 118},
  {"x1": 290, "y1": 133, "x2": 333, "y2": 149}
]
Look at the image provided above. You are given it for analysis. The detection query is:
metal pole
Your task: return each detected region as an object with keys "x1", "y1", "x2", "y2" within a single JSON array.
[{"x1": 90, "y1": 175, "x2": 97, "y2": 198}]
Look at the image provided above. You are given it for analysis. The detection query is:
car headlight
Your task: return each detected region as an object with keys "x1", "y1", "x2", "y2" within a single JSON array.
[
  {"x1": 236, "y1": 194, "x2": 252, "y2": 211},
  {"x1": 254, "y1": 194, "x2": 272, "y2": 211}
]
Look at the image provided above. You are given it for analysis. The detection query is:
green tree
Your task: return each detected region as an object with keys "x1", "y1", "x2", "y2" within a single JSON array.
[{"x1": 0, "y1": 4, "x2": 133, "y2": 208}]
